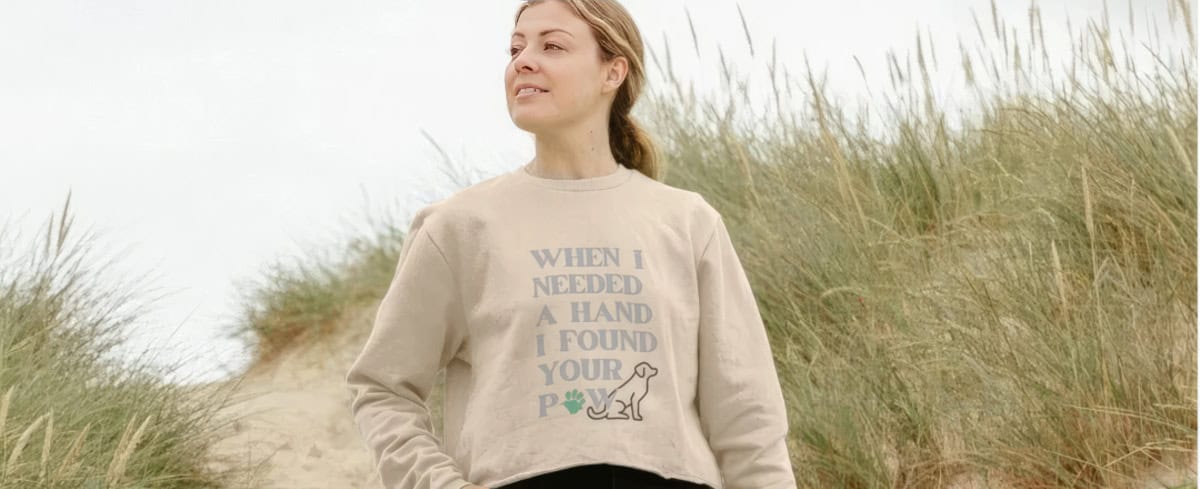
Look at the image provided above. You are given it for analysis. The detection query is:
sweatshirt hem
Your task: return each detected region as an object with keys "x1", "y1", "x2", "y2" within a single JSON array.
[{"x1": 484, "y1": 458, "x2": 721, "y2": 489}]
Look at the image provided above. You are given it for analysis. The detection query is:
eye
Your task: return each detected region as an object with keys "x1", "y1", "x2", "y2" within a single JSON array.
[{"x1": 509, "y1": 43, "x2": 562, "y2": 57}]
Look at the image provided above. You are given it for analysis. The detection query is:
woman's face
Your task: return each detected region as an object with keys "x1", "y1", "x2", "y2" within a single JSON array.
[{"x1": 506, "y1": 2, "x2": 619, "y2": 134}]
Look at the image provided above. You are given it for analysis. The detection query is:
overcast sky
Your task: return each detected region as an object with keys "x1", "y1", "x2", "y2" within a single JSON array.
[{"x1": 1, "y1": 0, "x2": 1192, "y2": 385}]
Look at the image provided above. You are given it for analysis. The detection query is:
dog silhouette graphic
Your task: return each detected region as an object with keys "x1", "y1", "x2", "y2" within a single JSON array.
[{"x1": 587, "y1": 361, "x2": 658, "y2": 421}]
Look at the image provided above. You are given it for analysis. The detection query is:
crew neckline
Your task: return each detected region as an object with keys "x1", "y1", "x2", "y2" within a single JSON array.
[{"x1": 514, "y1": 162, "x2": 634, "y2": 191}]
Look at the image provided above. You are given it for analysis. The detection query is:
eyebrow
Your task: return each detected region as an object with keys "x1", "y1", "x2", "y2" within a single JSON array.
[{"x1": 511, "y1": 28, "x2": 574, "y2": 39}]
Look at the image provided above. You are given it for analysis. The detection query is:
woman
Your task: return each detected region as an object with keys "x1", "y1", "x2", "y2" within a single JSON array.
[{"x1": 345, "y1": 1, "x2": 797, "y2": 488}]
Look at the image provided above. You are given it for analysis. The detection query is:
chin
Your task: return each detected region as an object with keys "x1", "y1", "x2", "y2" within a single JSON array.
[{"x1": 512, "y1": 115, "x2": 556, "y2": 134}]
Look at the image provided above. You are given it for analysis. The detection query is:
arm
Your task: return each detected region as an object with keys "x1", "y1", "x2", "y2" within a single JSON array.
[
  {"x1": 344, "y1": 211, "x2": 475, "y2": 489},
  {"x1": 695, "y1": 214, "x2": 797, "y2": 489}
]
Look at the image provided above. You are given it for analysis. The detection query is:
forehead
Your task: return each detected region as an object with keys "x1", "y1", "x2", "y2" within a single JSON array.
[{"x1": 512, "y1": 2, "x2": 584, "y2": 38}]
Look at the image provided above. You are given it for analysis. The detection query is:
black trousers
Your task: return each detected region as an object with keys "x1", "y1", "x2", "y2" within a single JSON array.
[{"x1": 494, "y1": 463, "x2": 715, "y2": 489}]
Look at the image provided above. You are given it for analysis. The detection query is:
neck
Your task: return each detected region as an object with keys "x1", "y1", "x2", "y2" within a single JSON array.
[{"x1": 529, "y1": 118, "x2": 619, "y2": 179}]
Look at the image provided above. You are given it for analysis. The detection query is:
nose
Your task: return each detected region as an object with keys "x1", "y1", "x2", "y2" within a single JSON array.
[{"x1": 512, "y1": 49, "x2": 536, "y2": 74}]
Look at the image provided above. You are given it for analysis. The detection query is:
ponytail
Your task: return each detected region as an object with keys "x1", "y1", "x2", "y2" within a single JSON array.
[{"x1": 610, "y1": 110, "x2": 660, "y2": 180}]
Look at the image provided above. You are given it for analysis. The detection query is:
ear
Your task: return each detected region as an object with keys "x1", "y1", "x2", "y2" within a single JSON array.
[
  {"x1": 635, "y1": 363, "x2": 645, "y2": 376},
  {"x1": 602, "y1": 55, "x2": 628, "y2": 94}
]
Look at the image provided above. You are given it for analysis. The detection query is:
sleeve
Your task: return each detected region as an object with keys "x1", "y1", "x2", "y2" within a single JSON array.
[
  {"x1": 695, "y1": 214, "x2": 797, "y2": 489},
  {"x1": 344, "y1": 211, "x2": 474, "y2": 489}
]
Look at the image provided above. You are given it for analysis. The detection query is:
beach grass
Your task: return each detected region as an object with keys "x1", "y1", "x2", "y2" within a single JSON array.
[
  {"x1": 0, "y1": 195, "x2": 239, "y2": 488},
  {"x1": 635, "y1": 0, "x2": 1197, "y2": 487}
]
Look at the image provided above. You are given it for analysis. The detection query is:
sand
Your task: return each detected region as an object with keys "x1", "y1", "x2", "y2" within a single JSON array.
[{"x1": 198, "y1": 307, "x2": 389, "y2": 489}]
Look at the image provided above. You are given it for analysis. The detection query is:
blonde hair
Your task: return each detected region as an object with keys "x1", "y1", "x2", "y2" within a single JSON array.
[{"x1": 514, "y1": 0, "x2": 662, "y2": 180}]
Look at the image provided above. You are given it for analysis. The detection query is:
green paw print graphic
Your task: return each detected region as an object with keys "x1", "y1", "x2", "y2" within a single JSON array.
[{"x1": 562, "y1": 389, "x2": 586, "y2": 414}]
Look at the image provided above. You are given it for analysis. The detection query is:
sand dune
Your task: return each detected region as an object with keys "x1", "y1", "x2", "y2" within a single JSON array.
[{"x1": 198, "y1": 307, "x2": 407, "y2": 489}]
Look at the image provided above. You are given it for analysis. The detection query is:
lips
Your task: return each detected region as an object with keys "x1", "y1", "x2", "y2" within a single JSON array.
[
  {"x1": 514, "y1": 83, "x2": 549, "y2": 95},
  {"x1": 516, "y1": 88, "x2": 548, "y2": 99}
]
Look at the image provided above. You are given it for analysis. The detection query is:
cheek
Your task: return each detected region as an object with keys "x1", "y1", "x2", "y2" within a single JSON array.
[
  {"x1": 551, "y1": 76, "x2": 593, "y2": 106},
  {"x1": 559, "y1": 84, "x2": 600, "y2": 112}
]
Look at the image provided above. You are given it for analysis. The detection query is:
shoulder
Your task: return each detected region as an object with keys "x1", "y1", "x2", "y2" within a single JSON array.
[
  {"x1": 627, "y1": 169, "x2": 721, "y2": 219},
  {"x1": 624, "y1": 170, "x2": 724, "y2": 258},
  {"x1": 404, "y1": 169, "x2": 514, "y2": 245}
]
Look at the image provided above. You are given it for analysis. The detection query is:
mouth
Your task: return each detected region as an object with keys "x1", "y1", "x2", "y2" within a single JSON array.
[{"x1": 515, "y1": 86, "x2": 549, "y2": 99}]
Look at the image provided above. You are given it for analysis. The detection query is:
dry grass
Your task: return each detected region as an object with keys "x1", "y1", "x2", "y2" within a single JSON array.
[
  {"x1": 633, "y1": 0, "x2": 1197, "y2": 487},
  {"x1": 0, "y1": 195, "x2": 244, "y2": 488}
]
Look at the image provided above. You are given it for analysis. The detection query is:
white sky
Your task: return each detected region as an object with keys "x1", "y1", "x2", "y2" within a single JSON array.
[{"x1": 0, "y1": 0, "x2": 1193, "y2": 385}]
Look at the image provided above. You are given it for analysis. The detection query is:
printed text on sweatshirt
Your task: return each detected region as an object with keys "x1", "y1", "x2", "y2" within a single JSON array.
[{"x1": 344, "y1": 163, "x2": 797, "y2": 489}]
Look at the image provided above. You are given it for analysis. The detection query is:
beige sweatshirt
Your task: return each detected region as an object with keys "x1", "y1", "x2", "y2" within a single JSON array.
[{"x1": 344, "y1": 162, "x2": 796, "y2": 489}]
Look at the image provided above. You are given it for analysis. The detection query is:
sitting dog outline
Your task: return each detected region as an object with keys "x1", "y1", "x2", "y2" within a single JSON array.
[{"x1": 587, "y1": 361, "x2": 658, "y2": 421}]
